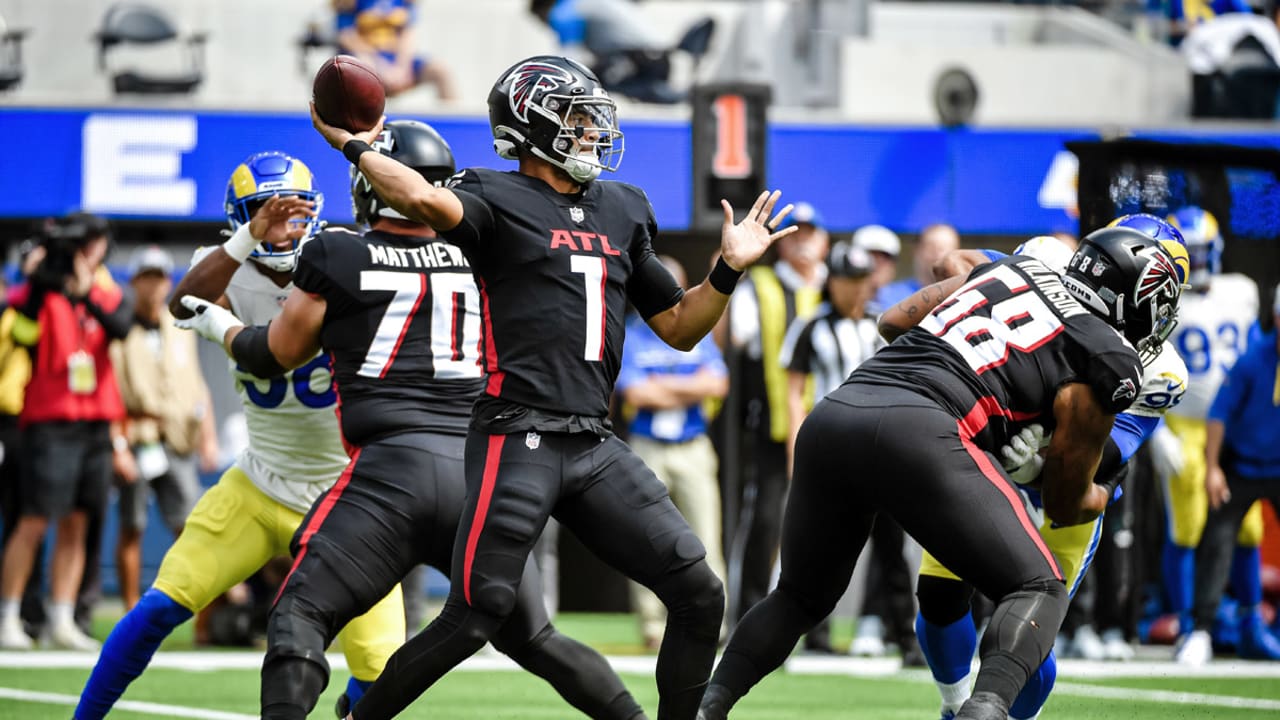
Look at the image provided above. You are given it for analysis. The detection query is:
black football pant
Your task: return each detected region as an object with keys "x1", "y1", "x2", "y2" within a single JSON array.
[
  {"x1": 259, "y1": 432, "x2": 643, "y2": 720},
  {"x1": 727, "y1": 436, "x2": 786, "y2": 623},
  {"x1": 706, "y1": 386, "x2": 1067, "y2": 716},
  {"x1": 354, "y1": 430, "x2": 724, "y2": 720},
  {"x1": 1192, "y1": 472, "x2": 1280, "y2": 631}
]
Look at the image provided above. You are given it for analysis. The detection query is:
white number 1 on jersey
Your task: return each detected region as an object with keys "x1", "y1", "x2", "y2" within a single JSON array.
[{"x1": 571, "y1": 255, "x2": 607, "y2": 362}]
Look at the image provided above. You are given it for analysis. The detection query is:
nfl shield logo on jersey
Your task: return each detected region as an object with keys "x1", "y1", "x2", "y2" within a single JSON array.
[
  {"x1": 569, "y1": 207, "x2": 585, "y2": 223},
  {"x1": 526, "y1": 431, "x2": 542, "y2": 450}
]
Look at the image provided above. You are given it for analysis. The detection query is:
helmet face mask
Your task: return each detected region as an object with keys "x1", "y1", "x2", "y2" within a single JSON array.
[
  {"x1": 490, "y1": 56, "x2": 625, "y2": 183},
  {"x1": 225, "y1": 152, "x2": 323, "y2": 272},
  {"x1": 351, "y1": 120, "x2": 457, "y2": 226},
  {"x1": 1062, "y1": 226, "x2": 1185, "y2": 366}
]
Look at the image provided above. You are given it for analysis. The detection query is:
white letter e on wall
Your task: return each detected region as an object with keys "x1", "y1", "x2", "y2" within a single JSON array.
[{"x1": 82, "y1": 114, "x2": 197, "y2": 215}]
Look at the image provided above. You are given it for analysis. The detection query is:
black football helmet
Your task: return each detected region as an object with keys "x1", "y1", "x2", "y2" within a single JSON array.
[
  {"x1": 487, "y1": 55, "x2": 624, "y2": 183},
  {"x1": 351, "y1": 119, "x2": 456, "y2": 226},
  {"x1": 1060, "y1": 226, "x2": 1185, "y2": 365}
]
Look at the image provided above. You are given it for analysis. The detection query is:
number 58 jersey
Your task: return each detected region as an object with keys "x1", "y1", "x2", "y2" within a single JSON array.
[
  {"x1": 292, "y1": 228, "x2": 484, "y2": 447},
  {"x1": 190, "y1": 246, "x2": 350, "y2": 514},
  {"x1": 851, "y1": 256, "x2": 1143, "y2": 453}
]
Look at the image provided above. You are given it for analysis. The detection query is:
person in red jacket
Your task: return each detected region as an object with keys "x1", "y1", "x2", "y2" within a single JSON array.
[{"x1": 0, "y1": 213, "x2": 133, "y2": 651}]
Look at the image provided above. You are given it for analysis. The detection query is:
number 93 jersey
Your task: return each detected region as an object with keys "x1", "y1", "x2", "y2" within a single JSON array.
[
  {"x1": 190, "y1": 246, "x2": 349, "y2": 514},
  {"x1": 441, "y1": 169, "x2": 684, "y2": 427},
  {"x1": 1167, "y1": 273, "x2": 1258, "y2": 420},
  {"x1": 291, "y1": 228, "x2": 484, "y2": 445},
  {"x1": 851, "y1": 256, "x2": 1143, "y2": 452}
]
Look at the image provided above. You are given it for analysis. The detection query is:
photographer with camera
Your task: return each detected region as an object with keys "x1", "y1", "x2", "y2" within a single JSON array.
[{"x1": 0, "y1": 212, "x2": 133, "y2": 650}]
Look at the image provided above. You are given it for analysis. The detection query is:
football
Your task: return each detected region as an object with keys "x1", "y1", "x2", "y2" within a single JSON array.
[{"x1": 312, "y1": 55, "x2": 386, "y2": 133}]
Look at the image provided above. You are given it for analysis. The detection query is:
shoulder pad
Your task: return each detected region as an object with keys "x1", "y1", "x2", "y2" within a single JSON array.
[
  {"x1": 189, "y1": 245, "x2": 218, "y2": 268},
  {"x1": 1128, "y1": 342, "x2": 1189, "y2": 417}
]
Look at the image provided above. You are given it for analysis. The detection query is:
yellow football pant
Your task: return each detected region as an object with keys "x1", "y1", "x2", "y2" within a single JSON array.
[
  {"x1": 1163, "y1": 415, "x2": 1263, "y2": 548},
  {"x1": 152, "y1": 465, "x2": 404, "y2": 681}
]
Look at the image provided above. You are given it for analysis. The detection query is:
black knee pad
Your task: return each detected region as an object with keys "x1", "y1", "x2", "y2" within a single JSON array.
[
  {"x1": 980, "y1": 579, "x2": 1067, "y2": 659},
  {"x1": 917, "y1": 575, "x2": 975, "y2": 626},
  {"x1": 263, "y1": 593, "x2": 333, "y2": 682},
  {"x1": 652, "y1": 560, "x2": 725, "y2": 635}
]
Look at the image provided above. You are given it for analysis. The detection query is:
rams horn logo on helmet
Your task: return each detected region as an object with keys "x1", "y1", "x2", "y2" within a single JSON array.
[{"x1": 508, "y1": 61, "x2": 574, "y2": 123}]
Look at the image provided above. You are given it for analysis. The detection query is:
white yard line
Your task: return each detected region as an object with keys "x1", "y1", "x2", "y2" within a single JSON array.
[
  {"x1": 0, "y1": 687, "x2": 256, "y2": 720},
  {"x1": 1052, "y1": 681, "x2": 1280, "y2": 711}
]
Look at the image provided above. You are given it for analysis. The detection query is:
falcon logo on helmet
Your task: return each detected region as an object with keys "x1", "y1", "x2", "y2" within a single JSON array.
[{"x1": 508, "y1": 61, "x2": 575, "y2": 123}]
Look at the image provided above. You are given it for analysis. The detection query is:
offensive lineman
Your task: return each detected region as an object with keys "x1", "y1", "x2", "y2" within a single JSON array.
[
  {"x1": 181, "y1": 120, "x2": 647, "y2": 720},
  {"x1": 1160, "y1": 206, "x2": 1280, "y2": 663},
  {"x1": 699, "y1": 227, "x2": 1184, "y2": 720},
  {"x1": 311, "y1": 55, "x2": 796, "y2": 720},
  {"x1": 74, "y1": 153, "x2": 404, "y2": 720},
  {"x1": 902, "y1": 229, "x2": 1189, "y2": 720}
]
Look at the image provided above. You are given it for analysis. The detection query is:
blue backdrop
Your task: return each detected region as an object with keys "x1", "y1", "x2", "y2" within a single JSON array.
[{"x1": 3, "y1": 106, "x2": 1280, "y2": 234}]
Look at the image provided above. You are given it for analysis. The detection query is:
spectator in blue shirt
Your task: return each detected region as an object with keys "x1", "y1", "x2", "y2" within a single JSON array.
[
  {"x1": 617, "y1": 255, "x2": 728, "y2": 650},
  {"x1": 1191, "y1": 285, "x2": 1280, "y2": 661},
  {"x1": 874, "y1": 223, "x2": 958, "y2": 313}
]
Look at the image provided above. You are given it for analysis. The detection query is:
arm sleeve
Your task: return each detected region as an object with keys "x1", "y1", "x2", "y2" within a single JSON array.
[
  {"x1": 439, "y1": 174, "x2": 495, "y2": 256},
  {"x1": 1111, "y1": 411, "x2": 1161, "y2": 463},
  {"x1": 628, "y1": 250, "x2": 684, "y2": 320},
  {"x1": 229, "y1": 323, "x2": 288, "y2": 379}
]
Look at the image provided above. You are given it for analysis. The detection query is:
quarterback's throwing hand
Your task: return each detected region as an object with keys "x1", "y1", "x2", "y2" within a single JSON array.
[
  {"x1": 310, "y1": 101, "x2": 385, "y2": 151},
  {"x1": 719, "y1": 190, "x2": 796, "y2": 271},
  {"x1": 174, "y1": 295, "x2": 244, "y2": 345}
]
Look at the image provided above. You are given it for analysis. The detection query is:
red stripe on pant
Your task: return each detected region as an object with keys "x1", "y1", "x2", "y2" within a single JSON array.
[
  {"x1": 274, "y1": 447, "x2": 363, "y2": 606},
  {"x1": 957, "y1": 400, "x2": 1062, "y2": 580},
  {"x1": 464, "y1": 435, "x2": 506, "y2": 605}
]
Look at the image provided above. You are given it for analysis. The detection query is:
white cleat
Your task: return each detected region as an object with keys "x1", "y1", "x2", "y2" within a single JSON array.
[
  {"x1": 1174, "y1": 629, "x2": 1213, "y2": 666},
  {"x1": 1101, "y1": 628, "x2": 1134, "y2": 661},
  {"x1": 850, "y1": 615, "x2": 886, "y2": 657},
  {"x1": 1071, "y1": 625, "x2": 1105, "y2": 661},
  {"x1": 45, "y1": 620, "x2": 100, "y2": 651},
  {"x1": 0, "y1": 615, "x2": 32, "y2": 650}
]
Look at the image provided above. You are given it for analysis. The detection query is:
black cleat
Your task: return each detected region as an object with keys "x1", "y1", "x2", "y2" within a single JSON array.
[
  {"x1": 334, "y1": 692, "x2": 351, "y2": 719},
  {"x1": 955, "y1": 691, "x2": 1009, "y2": 720},
  {"x1": 697, "y1": 684, "x2": 733, "y2": 720}
]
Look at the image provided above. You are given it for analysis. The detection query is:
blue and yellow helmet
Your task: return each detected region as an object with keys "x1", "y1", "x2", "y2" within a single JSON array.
[
  {"x1": 224, "y1": 152, "x2": 323, "y2": 272},
  {"x1": 1106, "y1": 213, "x2": 1190, "y2": 289},
  {"x1": 1166, "y1": 206, "x2": 1222, "y2": 291}
]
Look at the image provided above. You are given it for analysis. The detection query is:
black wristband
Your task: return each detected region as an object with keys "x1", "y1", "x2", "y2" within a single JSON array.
[
  {"x1": 343, "y1": 139, "x2": 373, "y2": 166},
  {"x1": 708, "y1": 257, "x2": 744, "y2": 295}
]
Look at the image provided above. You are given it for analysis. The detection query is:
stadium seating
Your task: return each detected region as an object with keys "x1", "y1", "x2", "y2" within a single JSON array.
[{"x1": 95, "y1": 3, "x2": 206, "y2": 94}]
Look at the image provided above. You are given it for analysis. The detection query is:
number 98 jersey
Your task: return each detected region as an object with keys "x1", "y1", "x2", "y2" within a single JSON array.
[
  {"x1": 1167, "y1": 274, "x2": 1258, "y2": 420},
  {"x1": 292, "y1": 228, "x2": 485, "y2": 446},
  {"x1": 851, "y1": 256, "x2": 1143, "y2": 452}
]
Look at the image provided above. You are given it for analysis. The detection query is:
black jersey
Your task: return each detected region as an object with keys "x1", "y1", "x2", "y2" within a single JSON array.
[
  {"x1": 292, "y1": 228, "x2": 484, "y2": 445},
  {"x1": 441, "y1": 168, "x2": 684, "y2": 432},
  {"x1": 850, "y1": 256, "x2": 1143, "y2": 451}
]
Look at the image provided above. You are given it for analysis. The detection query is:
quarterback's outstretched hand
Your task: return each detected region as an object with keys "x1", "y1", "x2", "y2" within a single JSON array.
[
  {"x1": 174, "y1": 295, "x2": 244, "y2": 345},
  {"x1": 310, "y1": 102, "x2": 385, "y2": 151},
  {"x1": 249, "y1": 195, "x2": 317, "y2": 245},
  {"x1": 719, "y1": 190, "x2": 796, "y2": 271}
]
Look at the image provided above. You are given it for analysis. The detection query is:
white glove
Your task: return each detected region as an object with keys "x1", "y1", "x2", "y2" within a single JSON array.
[
  {"x1": 1006, "y1": 453, "x2": 1046, "y2": 486},
  {"x1": 174, "y1": 295, "x2": 243, "y2": 344},
  {"x1": 1148, "y1": 422, "x2": 1184, "y2": 480},
  {"x1": 1000, "y1": 423, "x2": 1047, "y2": 471}
]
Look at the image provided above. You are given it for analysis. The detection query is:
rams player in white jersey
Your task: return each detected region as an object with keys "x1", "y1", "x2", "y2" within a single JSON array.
[
  {"x1": 1159, "y1": 206, "x2": 1278, "y2": 664},
  {"x1": 907, "y1": 227, "x2": 1189, "y2": 720},
  {"x1": 75, "y1": 152, "x2": 404, "y2": 720}
]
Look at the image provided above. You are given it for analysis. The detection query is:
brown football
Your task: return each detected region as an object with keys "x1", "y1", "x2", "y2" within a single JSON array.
[{"x1": 312, "y1": 56, "x2": 386, "y2": 133}]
